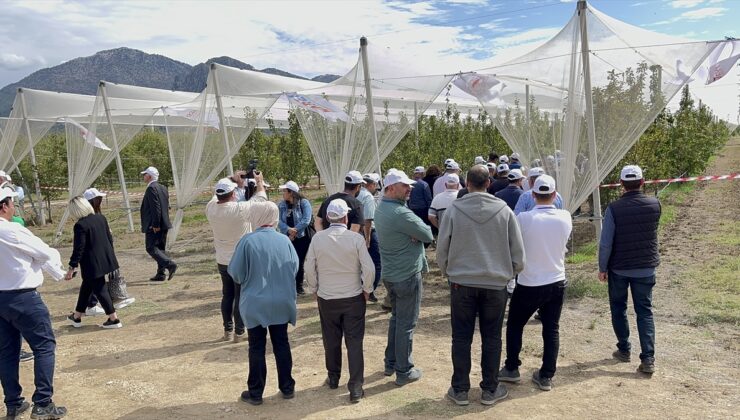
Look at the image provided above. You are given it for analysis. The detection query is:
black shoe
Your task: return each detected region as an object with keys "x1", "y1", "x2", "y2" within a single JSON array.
[
  {"x1": 325, "y1": 376, "x2": 339, "y2": 389},
  {"x1": 282, "y1": 390, "x2": 295, "y2": 400},
  {"x1": 149, "y1": 274, "x2": 166, "y2": 282},
  {"x1": 7, "y1": 401, "x2": 30, "y2": 418},
  {"x1": 297, "y1": 287, "x2": 305, "y2": 296},
  {"x1": 20, "y1": 350, "x2": 34, "y2": 363},
  {"x1": 349, "y1": 388, "x2": 364, "y2": 403},
  {"x1": 446, "y1": 387, "x2": 469, "y2": 406},
  {"x1": 531, "y1": 370, "x2": 552, "y2": 391},
  {"x1": 240, "y1": 391, "x2": 262, "y2": 406},
  {"x1": 66, "y1": 314, "x2": 81, "y2": 328},
  {"x1": 30, "y1": 402, "x2": 67, "y2": 419},
  {"x1": 101, "y1": 318, "x2": 122, "y2": 329},
  {"x1": 612, "y1": 350, "x2": 631, "y2": 363},
  {"x1": 481, "y1": 385, "x2": 508, "y2": 406},
  {"x1": 638, "y1": 358, "x2": 655, "y2": 374},
  {"x1": 167, "y1": 263, "x2": 178, "y2": 281},
  {"x1": 368, "y1": 292, "x2": 378, "y2": 303},
  {"x1": 498, "y1": 366, "x2": 521, "y2": 383}
]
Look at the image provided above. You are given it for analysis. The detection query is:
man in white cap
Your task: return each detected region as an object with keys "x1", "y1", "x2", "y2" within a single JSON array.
[
  {"x1": 474, "y1": 156, "x2": 487, "y2": 166},
  {"x1": 360, "y1": 173, "x2": 383, "y2": 302},
  {"x1": 495, "y1": 169, "x2": 525, "y2": 211},
  {"x1": 206, "y1": 173, "x2": 267, "y2": 342},
  {"x1": 408, "y1": 166, "x2": 432, "y2": 226},
  {"x1": 498, "y1": 155, "x2": 509, "y2": 165},
  {"x1": 140, "y1": 166, "x2": 176, "y2": 281},
  {"x1": 305, "y1": 199, "x2": 375, "y2": 403},
  {"x1": 429, "y1": 173, "x2": 460, "y2": 229},
  {"x1": 375, "y1": 169, "x2": 433, "y2": 386},
  {"x1": 514, "y1": 167, "x2": 564, "y2": 215},
  {"x1": 436, "y1": 165, "x2": 524, "y2": 406},
  {"x1": 599, "y1": 165, "x2": 660, "y2": 375},
  {"x1": 487, "y1": 163, "x2": 510, "y2": 195},
  {"x1": 432, "y1": 161, "x2": 463, "y2": 197},
  {"x1": 509, "y1": 153, "x2": 522, "y2": 170},
  {"x1": 0, "y1": 187, "x2": 68, "y2": 419},
  {"x1": 499, "y1": 174, "x2": 571, "y2": 392},
  {"x1": 316, "y1": 171, "x2": 365, "y2": 233}
]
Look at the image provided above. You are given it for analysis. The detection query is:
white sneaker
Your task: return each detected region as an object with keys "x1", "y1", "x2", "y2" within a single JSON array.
[
  {"x1": 85, "y1": 305, "x2": 105, "y2": 316},
  {"x1": 114, "y1": 298, "x2": 136, "y2": 309}
]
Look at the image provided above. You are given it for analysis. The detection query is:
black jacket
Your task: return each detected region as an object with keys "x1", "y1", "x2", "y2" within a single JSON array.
[
  {"x1": 69, "y1": 214, "x2": 119, "y2": 280},
  {"x1": 607, "y1": 190, "x2": 661, "y2": 270},
  {"x1": 140, "y1": 181, "x2": 172, "y2": 233}
]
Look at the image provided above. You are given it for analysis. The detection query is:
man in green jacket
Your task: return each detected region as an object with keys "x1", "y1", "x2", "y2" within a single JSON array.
[{"x1": 375, "y1": 169, "x2": 433, "y2": 387}]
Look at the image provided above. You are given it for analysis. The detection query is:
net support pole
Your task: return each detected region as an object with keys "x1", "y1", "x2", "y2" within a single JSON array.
[
  {"x1": 100, "y1": 82, "x2": 135, "y2": 233},
  {"x1": 578, "y1": 0, "x2": 602, "y2": 240},
  {"x1": 18, "y1": 89, "x2": 45, "y2": 225},
  {"x1": 360, "y1": 37, "x2": 382, "y2": 176},
  {"x1": 210, "y1": 64, "x2": 235, "y2": 176},
  {"x1": 414, "y1": 102, "x2": 419, "y2": 148},
  {"x1": 162, "y1": 111, "x2": 182, "y2": 250},
  {"x1": 525, "y1": 84, "x2": 531, "y2": 156}
]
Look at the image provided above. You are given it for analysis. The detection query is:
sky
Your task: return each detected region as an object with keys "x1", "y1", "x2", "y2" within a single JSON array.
[{"x1": 0, "y1": 0, "x2": 737, "y2": 120}]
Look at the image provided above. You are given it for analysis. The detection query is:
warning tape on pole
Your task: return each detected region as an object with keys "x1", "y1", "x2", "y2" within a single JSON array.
[{"x1": 600, "y1": 173, "x2": 739, "y2": 188}]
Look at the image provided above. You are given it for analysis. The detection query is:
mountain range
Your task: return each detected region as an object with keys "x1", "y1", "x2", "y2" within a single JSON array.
[{"x1": 0, "y1": 47, "x2": 340, "y2": 116}]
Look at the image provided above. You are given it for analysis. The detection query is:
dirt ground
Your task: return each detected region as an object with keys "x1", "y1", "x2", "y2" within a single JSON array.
[{"x1": 5, "y1": 139, "x2": 738, "y2": 419}]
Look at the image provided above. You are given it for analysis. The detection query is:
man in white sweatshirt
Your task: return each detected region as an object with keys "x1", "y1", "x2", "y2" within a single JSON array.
[
  {"x1": 498, "y1": 175, "x2": 572, "y2": 392},
  {"x1": 436, "y1": 165, "x2": 525, "y2": 407}
]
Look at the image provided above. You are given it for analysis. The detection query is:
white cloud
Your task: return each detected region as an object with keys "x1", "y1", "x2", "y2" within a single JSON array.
[
  {"x1": 0, "y1": 53, "x2": 45, "y2": 70},
  {"x1": 670, "y1": 0, "x2": 705, "y2": 8},
  {"x1": 445, "y1": 0, "x2": 489, "y2": 5},
  {"x1": 680, "y1": 6, "x2": 726, "y2": 19}
]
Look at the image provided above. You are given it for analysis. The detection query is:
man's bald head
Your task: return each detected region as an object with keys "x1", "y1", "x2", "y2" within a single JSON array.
[{"x1": 466, "y1": 165, "x2": 490, "y2": 192}]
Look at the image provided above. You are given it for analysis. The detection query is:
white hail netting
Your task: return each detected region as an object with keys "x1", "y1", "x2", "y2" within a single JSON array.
[
  {"x1": 157, "y1": 67, "x2": 278, "y2": 246},
  {"x1": 293, "y1": 41, "x2": 452, "y2": 193},
  {"x1": 469, "y1": 3, "x2": 715, "y2": 212}
]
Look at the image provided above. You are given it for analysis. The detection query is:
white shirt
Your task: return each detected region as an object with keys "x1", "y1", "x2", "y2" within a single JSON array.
[
  {"x1": 432, "y1": 173, "x2": 463, "y2": 196},
  {"x1": 516, "y1": 205, "x2": 572, "y2": 287},
  {"x1": 205, "y1": 191, "x2": 267, "y2": 265},
  {"x1": 429, "y1": 189, "x2": 459, "y2": 222},
  {"x1": 0, "y1": 218, "x2": 65, "y2": 290},
  {"x1": 304, "y1": 224, "x2": 375, "y2": 300}
]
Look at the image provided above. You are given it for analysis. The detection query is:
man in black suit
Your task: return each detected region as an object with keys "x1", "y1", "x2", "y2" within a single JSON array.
[{"x1": 140, "y1": 166, "x2": 177, "y2": 281}]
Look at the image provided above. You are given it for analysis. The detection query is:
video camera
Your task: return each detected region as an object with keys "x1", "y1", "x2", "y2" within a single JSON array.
[{"x1": 242, "y1": 159, "x2": 259, "y2": 199}]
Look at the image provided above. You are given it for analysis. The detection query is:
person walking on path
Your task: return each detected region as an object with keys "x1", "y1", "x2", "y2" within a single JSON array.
[
  {"x1": 499, "y1": 175, "x2": 572, "y2": 392},
  {"x1": 598, "y1": 165, "x2": 661, "y2": 375},
  {"x1": 375, "y1": 169, "x2": 433, "y2": 387},
  {"x1": 495, "y1": 169, "x2": 525, "y2": 211},
  {"x1": 305, "y1": 199, "x2": 375, "y2": 403},
  {"x1": 0, "y1": 187, "x2": 68, "y2": 419},
  {"x1": 277, "y1": 180, "x2": 313, "y2": 296},
  {"x1": 206, "y1": 174, "x2": 267, "y2": 342},
  {"x1": 228, "y1": 201, "x2": 299, "y2": 406},
  {"x1": 359, "y1": 173, "x2": 382, "y2": 302},
  {"x1": 139, "y1": 166, "x2": 176, "y2": 282},
  {"x1": 436, "y1": 165, "x2": 524, "y2": 406}
]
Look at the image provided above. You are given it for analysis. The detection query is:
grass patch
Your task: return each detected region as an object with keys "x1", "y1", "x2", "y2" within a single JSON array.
[
  {"x1": 566, "y1": 273, "x2": 608, "y2": 299},
  {"x1": 567, "y1": 240, "x2": 597, "y2": 264},
  {"x1": 657, "y1": 183, "x2": 696, "y2": 232},
  {"x1": 711, "y1": 220, "x2": 740, "y2": 247},
  {"x1": 687, "y1": 256, "x2": 740, "y2": 326}
]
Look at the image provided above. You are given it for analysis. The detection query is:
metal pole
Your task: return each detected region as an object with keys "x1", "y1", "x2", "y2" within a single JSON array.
[
  {"x1": 414, "y1": 101, "x2": 419, "y2": 148},
  {"x1": 578, "y1": 0, "x2": 602, "y2": 239},
  {"x1": 525, "y1": 84, "x2": 531, "y2": 157},
  {"x1": 18, "y1": 89, "x2": 45, "y2": 225},
  {"x1": 360, "y1": 37, "x2": 383, "y2": 176},
  {"x1": 210, "y1": 63, "x2": 235, "y2": 175},
  {"x1": 100, "y1": 82, "x2": 135, "y2": 232}
]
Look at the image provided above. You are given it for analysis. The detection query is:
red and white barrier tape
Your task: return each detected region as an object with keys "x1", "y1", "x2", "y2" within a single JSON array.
[{"x1": 600, "y1": 173, "x2": 739, "y2": 188}]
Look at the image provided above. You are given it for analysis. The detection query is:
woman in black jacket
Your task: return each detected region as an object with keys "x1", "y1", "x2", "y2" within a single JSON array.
[{"x1": 65, "y1": 196, "x2": 122, "y2": 329}]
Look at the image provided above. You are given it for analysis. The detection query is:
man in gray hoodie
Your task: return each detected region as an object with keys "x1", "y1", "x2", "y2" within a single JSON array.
[{"x1": 437, "y1": 165, "x2": 525, "y2": 407}]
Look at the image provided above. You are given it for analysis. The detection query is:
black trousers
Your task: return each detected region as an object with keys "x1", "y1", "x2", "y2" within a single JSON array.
[
  {"x1": 291, "y1": 234, "x2": 311, "y2": 290},
  {"x1": 318, "y1": 294, "x2": 366, "y2": 392},
  {"x1": 217, "y1": 264, "x2": 244, "y2": 334},
  {"x1": 505, "y1": 280, "x2": 566, "y2": 379},
  {"x1": 247, "y1": 323, "x2": 295, "y2": 399},
  {"x1": 145, "y1": 229, "x2": 172, "y2": 273},
  {"x1": 75, "y1": 276, "x2": 115, "y2": 315},
  {"x1": 450, "y1": 284, "x2": 507, "y2": 393}
]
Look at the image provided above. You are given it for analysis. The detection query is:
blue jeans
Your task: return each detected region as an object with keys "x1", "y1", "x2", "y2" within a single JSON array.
[
  {"x1": 367, "y1": 230, "x2": 382, "y2": 291},
  {"x1": 384, "y1": 272, "x2": 422, "y2": 379},
  {"x1": 608, "y1": 271, "x2": 656, "y2": 361},
  {"x1": 0, "y1": 290, "x2": 56, "y2": 410},
  {"x1": 450, "y1": 284, "x2": 508, "y2": 393}
]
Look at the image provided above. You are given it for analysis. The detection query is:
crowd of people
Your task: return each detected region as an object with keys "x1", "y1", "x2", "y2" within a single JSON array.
[{"x1": 0, "y1": 155, "x2": 661, "y2": 416}]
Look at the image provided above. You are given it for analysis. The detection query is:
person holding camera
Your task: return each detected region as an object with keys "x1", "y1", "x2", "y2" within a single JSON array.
[{"x1": 277, "y1": 181, "x2": 312, "y2": 296}]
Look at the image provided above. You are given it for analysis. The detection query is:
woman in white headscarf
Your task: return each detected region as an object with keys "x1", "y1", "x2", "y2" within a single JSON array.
[{"x1": 228, "y1": 201, "x2": 299, "y2": 406}]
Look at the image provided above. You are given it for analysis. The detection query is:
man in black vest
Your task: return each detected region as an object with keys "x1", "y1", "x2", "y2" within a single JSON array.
[
  {"x1": 598, "y1": 165, "x2": 660, "y2": 375},
  {"x1": 140, "y1": 167, "x2": 177, "y2": 282}
]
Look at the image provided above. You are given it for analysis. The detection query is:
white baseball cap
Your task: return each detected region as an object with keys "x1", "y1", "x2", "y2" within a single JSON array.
[
  {"x1": 363, "y1": 173, "x2": 381, "y2": 184},
  {"x1": 279, "y1": 180, "x2": 300, "y2": 193},
  {"x1": 507, "y1": 169, "x2": 524, "y2": 180},
  {"x1": 327, "y1": 198, "x2": 349, "y2": 219},
  {"x1": 384, "y1": 169, "x2": 416, "y2": 187},
  {"x1": 533, "y1": 174, "x2": 556, "y2": 194},
  {"x1": 215, "y1": 177, "x2": 237, "y2": 195},
  {"x1": 446, "y1": 161, "x2": 460, "y2": 170},
  {"x1": 499, "y1": 155, "x2": 509, "y2": 163},
  {"x1": 511, "y1": 152, "x2": 521, "y2": 161},
  {"x1": 0, "y1": 170, "x2": 6, "y2": 178},
  {"x1": 413, "y1": 166, "x2": 425, "y2": 174},
  {"x1": 497, "y1": 163, "x2": 510, "y2": 173},
  {"x1": 140, "y1": 166, "x2": 159, "y2": 178},
  {"x1": 5, "y1": 174, "x2": 11, "y2": 182},
  {"x1": 444, "y1": 158, "x2": 454, "y2": 166},
  {"x1": 620, "y1": 165, "x2": 643, "y2": 181},
  {"x1": 83, "y1": 187, "x2": 107, "y2": 201},
  {"x1": 474, "y1": 156, "x2": 486, "y2": 165},
  {"x1": 445, "y1": 173, "x2": 460, "y2": 185},
  {"x1": 486, "y1": 162, "x2": 496, "y2": 169},
  {"x1": 0, "y1": 187, "x2": 18, "y2": 202},
  {"x1": 528, "y1": 167, "x2": 545, "y2": 177},
  {"x1": 345, "y1": 170, "x2": 367, "y2": 185}
]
